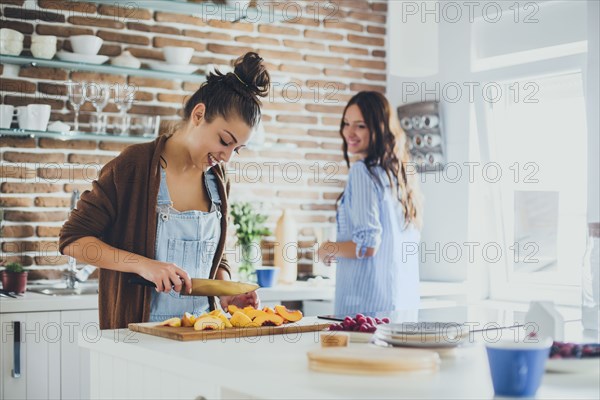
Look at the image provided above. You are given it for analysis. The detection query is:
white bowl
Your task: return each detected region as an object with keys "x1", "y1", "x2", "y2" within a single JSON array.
[
  {"x1": 0, "y1": 28, "x2": 24, "y2": 42},
  {"x1": 0, "y1": 39, "x2": 23, "y2": 56},
  {"x1": 70, "y1": 35, "x2": 103, "y2": 55},
  {"x1": 163, "y1": 46, "x2": 194, "y2": 65}
]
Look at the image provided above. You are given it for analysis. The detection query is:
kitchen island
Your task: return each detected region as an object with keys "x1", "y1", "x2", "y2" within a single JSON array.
[{"x1": 79, "y1": 317, "x2": 598, "y2": 400}]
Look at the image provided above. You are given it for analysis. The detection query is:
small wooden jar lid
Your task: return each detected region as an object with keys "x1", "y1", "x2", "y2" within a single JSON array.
[{"x1": 320, "y1": 331, "x2": 349, "y2": 347}]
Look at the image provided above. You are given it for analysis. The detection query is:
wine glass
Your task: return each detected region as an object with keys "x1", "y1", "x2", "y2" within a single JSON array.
[
  {"x1": 113, "y1": 83, "x2": 135, "y2": 115},
  {"x1": 113, "y1": 84, "x2": 134, "y2": 134},
  {"x1": 87, "y1": 83, "x2": 110, "y2": 134},
  {"x1": 66, "y1": 81, "x2": 86, "y2": 132}
]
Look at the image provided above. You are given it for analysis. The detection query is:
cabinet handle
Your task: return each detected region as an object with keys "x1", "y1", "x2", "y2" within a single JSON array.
[{"x1": 12, "y1": 321, "x2": 21, "y2": 378}]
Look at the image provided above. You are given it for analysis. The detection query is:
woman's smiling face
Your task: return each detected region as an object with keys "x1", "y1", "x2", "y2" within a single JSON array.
[
  {"x1": 185, "y1": 103, "x2": 253, "y2": 171},
  {"x1": 341, "y1": 104, "x2": 370, "y2": 157}
]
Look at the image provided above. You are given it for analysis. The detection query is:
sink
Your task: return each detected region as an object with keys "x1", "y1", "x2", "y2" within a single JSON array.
[{"x1": 28, "y1": 283, "x2": 98, "y2": 296}]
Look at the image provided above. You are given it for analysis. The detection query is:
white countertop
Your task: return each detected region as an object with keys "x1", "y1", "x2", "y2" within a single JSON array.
[
  {"x1": 0, "y1": 287, "x2": 99, "y2": 314},
  {"x1": 258, "y1": 280, "x2": 466, "y2": 302},
  {"x1": 80, "y1": 317, "x2": 599, "y2": 400},
  {"x1": 0, "y1": 279, "x2": 485, "y2": 315},
  {"x1": 258, "y1": 281, "x2": 335, "y2": 301}
]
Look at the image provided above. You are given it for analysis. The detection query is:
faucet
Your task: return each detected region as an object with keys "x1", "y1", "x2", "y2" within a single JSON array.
[{"x1": 64, "y1": 190, "x2": 95, "y2": 288}]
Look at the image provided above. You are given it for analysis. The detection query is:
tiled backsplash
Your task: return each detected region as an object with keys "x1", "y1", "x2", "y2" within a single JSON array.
[{"x1": 0, "y1": 0, "x2": 387, "y2": 279}]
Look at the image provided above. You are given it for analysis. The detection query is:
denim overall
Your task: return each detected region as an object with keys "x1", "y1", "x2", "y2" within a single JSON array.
[{"x1": 149, "y1": 167, "x2": 221, "y2": 322}]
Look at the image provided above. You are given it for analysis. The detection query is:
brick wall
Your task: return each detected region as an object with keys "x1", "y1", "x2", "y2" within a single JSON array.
[{"x1": 0, "y1": 0, "x2": 387, "y2": 280}]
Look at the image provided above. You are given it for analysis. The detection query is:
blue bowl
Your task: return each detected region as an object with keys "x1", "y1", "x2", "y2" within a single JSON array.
[{"x1": 255, "y1": 267, "x2": 279, "y2": 288}]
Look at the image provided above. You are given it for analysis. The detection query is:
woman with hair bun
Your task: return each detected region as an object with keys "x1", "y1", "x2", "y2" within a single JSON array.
[
  {"x1": 59, "y1": 52, "x2": 271, "y2": 329},
  {"x1": 318, "y1": 91, "x2": 423, "y2": 316}
]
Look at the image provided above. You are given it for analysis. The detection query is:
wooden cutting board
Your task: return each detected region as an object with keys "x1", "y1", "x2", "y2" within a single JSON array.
[
  {"x1": 307, "y1": 346, "x2": 440, "y2": 375},
  {"x1": 128, "y1": 321, "x2": 332, "y2": 341}
]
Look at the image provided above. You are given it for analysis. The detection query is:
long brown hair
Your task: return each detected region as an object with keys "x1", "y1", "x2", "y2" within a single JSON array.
[{"x1": 340, "y1": 91, "x2": 422, "y2": 229}]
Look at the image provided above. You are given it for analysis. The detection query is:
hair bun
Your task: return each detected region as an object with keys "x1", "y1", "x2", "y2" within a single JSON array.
[{"x1": 233, "y1": 52, "x2": 270, "y2": 98}]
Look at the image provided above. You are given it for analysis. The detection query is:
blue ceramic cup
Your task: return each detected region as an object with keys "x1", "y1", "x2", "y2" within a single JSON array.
[
  {"x1": 255, "y1": 267, "x2": 279, "y2": 288},
  {"x1": 485, "y1": 338, "x2": 552, "y2": 397}
]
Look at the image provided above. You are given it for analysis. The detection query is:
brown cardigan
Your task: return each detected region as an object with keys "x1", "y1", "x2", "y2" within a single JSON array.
[{"x1": 59, "y1": 134, "x2": 231, "y2": 329}]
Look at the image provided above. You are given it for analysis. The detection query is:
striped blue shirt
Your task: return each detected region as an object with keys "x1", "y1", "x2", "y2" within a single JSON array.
[{"x1": 334, "y1": 161, "x2": 421, "y2": 316}]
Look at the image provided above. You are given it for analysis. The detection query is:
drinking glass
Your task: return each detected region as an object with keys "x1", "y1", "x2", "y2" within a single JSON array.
[
  {"x1": 143, "y1": 115, "x2": 160, "y2": 138},
  {"x1": 107, "y1": 114, "x2": 130, "y2": 136},
  {"x1": 87, "y1": 83, "x2": 110, "y2": 134},
  {"x1": 66, "y1": 81, "x2": 86, "y2": 132},
  {"x1": 89, "y1": 114, "x2": 107, "y2": 134},
  {"x1": 129, "y1": 116, "x2": 146, "y2": 136},
  {"x1": 313, "y1": 226, "x2": 337, "y2": 279}
]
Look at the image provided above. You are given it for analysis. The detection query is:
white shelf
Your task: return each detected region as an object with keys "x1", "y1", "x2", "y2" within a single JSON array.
[
  {"x1": 80, "y1": 0, "x2": 286, "y2": 23},
  {"x1": 0, "y1": 55, "x2": 206, "y2": 83},
  {"x1": 0, "y1": 128, "x2": 154, "y2": 143}
]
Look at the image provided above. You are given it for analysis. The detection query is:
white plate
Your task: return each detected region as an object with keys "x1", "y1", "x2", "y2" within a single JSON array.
[
  {"x1": 545, "y1": 357, "x2": 600, "y2": 373},
  {"x1": 56, "y1": 50, "x2": 108, "y2": 65},
  {"x1": 374, "y1": 331, "x2": 466, "y2": 348},
  {"x1": 377, "y1": 322, "x2": 466, "y2": 335},
  {"x1": 146, "y1": 61, "x2": 198, "y2": 74}
]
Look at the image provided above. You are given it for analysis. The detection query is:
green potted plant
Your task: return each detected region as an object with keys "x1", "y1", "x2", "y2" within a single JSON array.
[
  {"x1": 230, "y1": 202, "x2": 271, "y2": 282},
  {"x1": 1, "y1": 262, "x2": 28, "y2": 294}
]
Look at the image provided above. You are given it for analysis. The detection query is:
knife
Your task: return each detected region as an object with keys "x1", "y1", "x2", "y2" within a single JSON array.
[
  {"x1": 0, "y1": 289, "x2": 17, "y2": 298},
  {"x1": 128, "y1": 276, "x2": 259, "y2": 296}
]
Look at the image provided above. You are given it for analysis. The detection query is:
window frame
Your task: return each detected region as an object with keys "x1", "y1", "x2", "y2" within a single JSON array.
[{"x1": 472, "y1": 53, "x2": 588, "y2": 306}]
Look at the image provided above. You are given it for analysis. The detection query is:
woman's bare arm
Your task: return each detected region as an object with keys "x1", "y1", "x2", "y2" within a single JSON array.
[{"x1": 63, "y1": 236, "x2": 193, "y2": 293}]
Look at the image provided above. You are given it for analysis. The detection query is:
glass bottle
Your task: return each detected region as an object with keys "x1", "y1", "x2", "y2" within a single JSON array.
[
  {"x1": 274, "y1": 209, "x2": 298, "y2": 284},
  {"x1": 582, "y1": 222, "x2": 600, "y2": 331}
]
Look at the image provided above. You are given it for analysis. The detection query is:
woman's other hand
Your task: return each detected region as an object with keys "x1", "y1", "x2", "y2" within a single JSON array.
[
  {"x1": 137, "y1": 261, "x2": 193, "y2": 294},
  {"x1": 317, "y1": 241, "x2": 337, "y2": 266},
  {"x1": 220, "y1": 291, "x2": 260, "y2": 310}
]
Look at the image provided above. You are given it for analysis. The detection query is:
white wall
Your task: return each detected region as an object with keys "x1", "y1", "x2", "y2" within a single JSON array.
[
  {"x1": 386, "y1": 1, "x2": 597, "y2": 290},
  {"x1": 586, "y1": 0, "x2": 600, "y2": 224},
  {"x1": 387, "y1": 2, "x2": 473, "y2": 283}
]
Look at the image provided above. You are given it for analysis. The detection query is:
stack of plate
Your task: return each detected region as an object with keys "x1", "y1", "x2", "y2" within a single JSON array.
[{"x1": 374, "y1": 322, "x2": 470, "y2": 349}]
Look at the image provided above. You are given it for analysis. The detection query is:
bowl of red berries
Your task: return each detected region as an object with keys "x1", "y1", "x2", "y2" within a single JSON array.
[
  {"x1": 328, "y1": 314, "x2": 390, "y2": 343},
  {"x1": 545, "y1": 341, "x2": 600, "y2": 373}
]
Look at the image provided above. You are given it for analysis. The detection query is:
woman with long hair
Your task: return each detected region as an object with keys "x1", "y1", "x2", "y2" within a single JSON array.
[
  {"x1": 59, "y1": 52, "x2": 270, "y2": 329},
  {"x1": 318, "y1": 91, "x2": 423, "y2": 316}
]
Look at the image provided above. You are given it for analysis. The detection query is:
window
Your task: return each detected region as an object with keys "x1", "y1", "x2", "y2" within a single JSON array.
[{"x1": 485, "y1": 72, "x2": 588, "y2": 302}]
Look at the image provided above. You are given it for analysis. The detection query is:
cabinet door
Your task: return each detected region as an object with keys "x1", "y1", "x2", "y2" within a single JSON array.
[
  {"x1": 0, "y1": 311, "x2": 61, "y2": 400},
  {"x1": 60, "y1": 309, "x2": 99, "y2": 400}
]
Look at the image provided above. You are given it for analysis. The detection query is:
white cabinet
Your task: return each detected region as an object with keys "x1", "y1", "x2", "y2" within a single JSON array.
[
  {"x1": 0, "y1": 309, "x2": 98, "y2": 400},
  {"x1": 60, "y1": 309, "x2": 98, "y2": 400},
  {"x1": 0, "y1": 312, "x2": 61, "y2": 400}
]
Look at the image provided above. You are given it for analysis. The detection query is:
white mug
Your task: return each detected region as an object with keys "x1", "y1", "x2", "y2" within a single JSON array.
[
  {"x1": 16, "y1": 104, "x2": 52, "y2": 131},
  {"x1": 0, "y1": 104, "x2": 15, "y2": 129}
]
